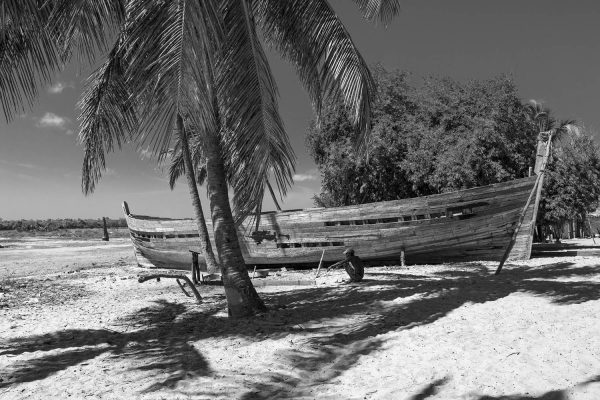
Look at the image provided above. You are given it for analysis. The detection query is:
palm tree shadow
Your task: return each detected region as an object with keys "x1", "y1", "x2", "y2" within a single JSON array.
[
  {"x1": 0, "y1": 300, "x2": 215, "y2": 392},
  {"x1": 476, "y1": 390, "x2": 568, "y2": 399},
  {"x1": 238, "y1": 261, "x2": 600, "y2": 398},
  {"x1": 2, "y1": 262, "x2": 599, "y2": 397},
  {"x1": 408, "y1": 377, "x2": 449, "y2": 400}
]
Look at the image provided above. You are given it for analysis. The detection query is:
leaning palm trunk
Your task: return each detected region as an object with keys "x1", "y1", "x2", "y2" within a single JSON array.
[
  {"x1": 177, "y1": 115, "x2": 220, "y2": 274},
  {"x1": 204, "y1": 129, "x2": 267, "y2": 317}
]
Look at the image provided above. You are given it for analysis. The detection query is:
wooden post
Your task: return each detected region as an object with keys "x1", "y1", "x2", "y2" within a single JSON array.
[
  {"x1": 102, "y1": 217, "x2": 109, "y2": 241},
  {"x1": 315, "y1": 249, "x2": 326, "y2": 277},
  {"x1": 400, "y1": 248, "x2": 406, "y2": 267},
  {"x1": 496, "y1": 134, "x2": 552, "y2": 275},
  {"x1": 191, "y1": 251, "x2": 200, "y2": 284},
  {"x1": 528, "y1": 166, "x2": 532, "y2": 177}
]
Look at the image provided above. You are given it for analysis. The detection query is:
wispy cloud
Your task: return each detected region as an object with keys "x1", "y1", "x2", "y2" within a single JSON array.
[
  {"x1": 293, "y1": 168, "x2": 319, "y2": 182},
  {"x1": 0, "y1": 159, "x2": 38, "y2": 169},
  {"x1": 48, "y1": 81, "x2": 74, "y2": 94},
  {"x1": 36, "y1": 112, "x2": 71, "y2": 131}
]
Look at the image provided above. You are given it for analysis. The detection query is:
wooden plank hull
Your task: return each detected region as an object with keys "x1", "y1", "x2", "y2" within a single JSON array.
[{"x1": 123, "y1": 176, "x2": 539, "y2": 270}]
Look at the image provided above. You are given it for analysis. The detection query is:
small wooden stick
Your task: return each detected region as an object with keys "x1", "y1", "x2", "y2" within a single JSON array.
[
  {"x1": 138, "y1": 273, "x2": 202, "y2": 304},
  {"x1": 587, "y1": 218, "x2": 596, "y2": 244},
  {"x1": 252, "y1": 266, "x2": 257, "y2": 279},
  {"x1": 315, "y1": 249, "x2": 326, "y2": 278},
  {"x1": 176, "y1": 279, "x2": 192, "y2": 297}
]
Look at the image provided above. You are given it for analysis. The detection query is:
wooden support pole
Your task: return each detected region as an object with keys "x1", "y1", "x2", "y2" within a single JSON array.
[
  {"x1": 190, "y1": 251, "x2": 200, "y2": 284},
  {"x1": 494, "y1": 177, "x2": 541, "y2": 275},
  {"x1": 496, "y1": 134, "x2": 552, "y2": 275},
  {"x1": 400, "y1": 248, "x2": 406, "y2": 267},
  {"x1": 315, "y1": 249, "x2": 326, "y2": 277},
  {"x1": 102, "y1": 217, "x2": 109, "y2": 241}
]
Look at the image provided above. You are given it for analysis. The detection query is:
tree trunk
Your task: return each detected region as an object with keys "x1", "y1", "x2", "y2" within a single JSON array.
[
  {"x1": 266, "y1": 180, "x2": 282, "y2": 211},
  {"x1": 177, "y1": 115, "x2": 220, "y2": 274},
  {"x1": 204, "y1": 129, "x2": 266, "y2": 317}
]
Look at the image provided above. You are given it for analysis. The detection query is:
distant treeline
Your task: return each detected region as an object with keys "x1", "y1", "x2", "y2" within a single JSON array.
[{"x1": 0, "y1": 218, "x2": 128, "y2": 232}]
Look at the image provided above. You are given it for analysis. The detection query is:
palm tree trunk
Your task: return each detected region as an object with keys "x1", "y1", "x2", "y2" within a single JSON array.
[
  {"x1": 177, "y1": 115, "x2": 219, "y2": 274},
  {"x1": 204, "y1": 128, "x2": 266, "y2": 317},
  {"x1": 266, "y1": 180, "x2": 282, "y2": 211}
]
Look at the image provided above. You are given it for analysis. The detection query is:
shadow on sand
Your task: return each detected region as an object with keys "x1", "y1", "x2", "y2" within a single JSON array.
[{"x1": 1, "y1": 261, "x2": 599, "y2": 398}]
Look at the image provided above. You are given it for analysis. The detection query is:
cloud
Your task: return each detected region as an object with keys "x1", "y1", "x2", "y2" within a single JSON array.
[
  {"x1": 293, "y1": 168, "x2": 319, "y2": 182},
  {"x1": 36, "y1": 112, "x2": 71, "y2": 131},
  {"x1": 0, "y1": 159, "x2": 37, "y2": 169},
  {"x1": 48, "y1": 81, "x2": 74, "y2": 94}
]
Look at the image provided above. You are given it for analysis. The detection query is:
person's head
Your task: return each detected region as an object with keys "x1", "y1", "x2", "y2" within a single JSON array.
[{"x1": 343, "y1": 248, "x2": 355, "y2": 258}]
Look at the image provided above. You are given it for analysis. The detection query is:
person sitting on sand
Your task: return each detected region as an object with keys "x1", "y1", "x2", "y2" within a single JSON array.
[{"x1": 327, "y1": 248, "x2": 364, "y2": 283}]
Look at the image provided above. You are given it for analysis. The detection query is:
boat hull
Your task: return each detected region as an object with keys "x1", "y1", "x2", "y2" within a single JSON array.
[{"x1": 123, "y1": 176, "x2": 538, "y2": 270}]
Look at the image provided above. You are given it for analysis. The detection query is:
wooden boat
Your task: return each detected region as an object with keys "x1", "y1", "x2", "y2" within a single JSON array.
[
  {"x1": 123, "y1": 139, "x2": 551, "y2": 271},
  {"x1": 123, "y1": 174, "x2": 542, "y2": 270}
]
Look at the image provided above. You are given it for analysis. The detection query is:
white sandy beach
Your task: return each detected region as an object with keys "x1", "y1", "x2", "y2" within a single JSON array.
[{"x1": 1, "y1": 238, "x2": 599, "y2": 399}]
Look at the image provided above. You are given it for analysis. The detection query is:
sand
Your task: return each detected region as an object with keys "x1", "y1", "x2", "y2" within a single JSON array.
[{"x1": 0, "y1": 238, "x2": 599, "y2": 399}]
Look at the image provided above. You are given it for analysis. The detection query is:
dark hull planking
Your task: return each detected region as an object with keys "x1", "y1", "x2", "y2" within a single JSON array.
[{"x1": 123, "y1": 176, "x2": 538, "y2": 270}]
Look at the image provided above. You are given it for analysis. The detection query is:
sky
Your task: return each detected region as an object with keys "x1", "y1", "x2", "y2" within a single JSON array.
[{"x1": 1, "y1": 0, "x2": 600, "y2": 220}]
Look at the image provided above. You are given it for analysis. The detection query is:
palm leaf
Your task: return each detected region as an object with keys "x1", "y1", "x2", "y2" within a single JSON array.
[
  {"x1": 0, "y1": 0, "x2": 60, "y2": 121},
  {"x1": 351, "y1": 0, "x2": 401, "y2": 25},
  {"x1": 123, "y1": 0, "x2": 223, "y2": 158},
  {"x1": 168, "y1": 126, "x2": 207, "y2": 190},
  {"x1": 253, "y1": 0, "x2": 377, "y2": 144},
  {"x1": 78, "y1": 35, "x2": 138, "y2": 194},
  {"x1": 218, "y1": 0, "x2": 295, "y2": 221},
  {"x1": 47, "y1": 0, "x2": 126, "y2": 65}
]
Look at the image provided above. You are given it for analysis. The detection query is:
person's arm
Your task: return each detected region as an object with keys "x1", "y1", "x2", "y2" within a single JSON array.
[{"x1": 327, "y1": 259, "x2": 346, "y2": 272}]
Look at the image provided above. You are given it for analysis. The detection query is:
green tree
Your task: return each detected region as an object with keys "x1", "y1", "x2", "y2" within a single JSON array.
[
  {"x1": 308, "y1": 69, "x2": 538, "y2": 206},
  {"x1": 1, "y1": 0, "x2": 400, "y2": 317},
  {"x1": 539, "y1": 133, "x2": 600, "y2": 240}
]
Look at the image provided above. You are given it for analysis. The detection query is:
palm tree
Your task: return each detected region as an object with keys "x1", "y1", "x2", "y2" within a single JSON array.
[
  {"x1": 524, "y1": 100, "x2": 581, "y2": 243},
  {"x1": 173, "y1": 116, "x2": 220, "y2": 274},
  {"x1": 1, "y1": 0, "x2": 400, "y2": 317},
  {"x1": 524, "y1": 100, "x2": 580, "y2": 169}
]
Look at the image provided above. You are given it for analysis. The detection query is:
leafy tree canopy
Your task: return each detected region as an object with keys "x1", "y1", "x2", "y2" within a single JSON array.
[
  {"x1": 540, "y1": 133, "x2": 600, "y2": 225},
  {"x1": 307, "y1": 67, "x2": 538, "y2": 207}
]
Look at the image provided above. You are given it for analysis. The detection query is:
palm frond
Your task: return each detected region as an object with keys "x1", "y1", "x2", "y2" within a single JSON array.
[
  {"x1": 351, "y1": 0, "x2": 401, "y2": 25},
  {"x1": 122, "y1": 0, "x2": 223, "y2": 159},
  {"x1": 218, "y1": 0, "x2": 295, "y2": 221},
  {"x1": 47, "y1": 0, "x2": 126, "y2": 65},
  {"x1": 253, "y1": 0, "x2": 376, "y2": 145},
  {"x1": 79, "y1": 36, "x2": 137, "y2": 194},
  {"x1": 0, "y1": 0, "x2": 61, "y2": 121},
  {"x1": 553, "y1": 119, "x2": 580, "y2": 145},
  {"x1": 524, "y1": 99, "x2": 555, "y2": 133},
  {"x1": 168, "y1": 125, "x2": 207, "y2": 189}
]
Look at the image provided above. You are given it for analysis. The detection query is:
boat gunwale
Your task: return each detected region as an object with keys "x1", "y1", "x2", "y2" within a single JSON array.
[{"x1": 125, "y1": 176, "x2": 537, "y2": 223}]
